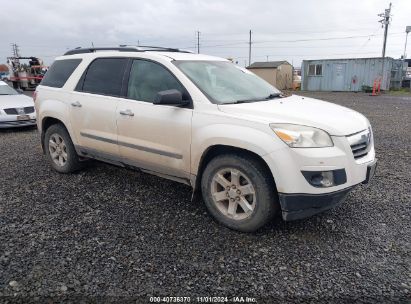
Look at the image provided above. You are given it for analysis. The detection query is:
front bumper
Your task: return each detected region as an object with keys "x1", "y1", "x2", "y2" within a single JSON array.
[
  {"x1": 279, "y1": 187, "x2": 353, "y2": 221},
  {"x1": 0, "y1": 119, "x2": 37, "y2": 128},
  {"x1": 278, "y1": 159, "x2": 377, "y2": 221},
  {"x1": 262, "y1": 134, "x2": 377, "y2": 220}
]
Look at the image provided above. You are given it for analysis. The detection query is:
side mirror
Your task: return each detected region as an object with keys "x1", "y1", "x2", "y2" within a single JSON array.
[
  {"x1": 153, "y1": 89, "x2": 189, "y2": 106},
  {"x1": 17, "y1": 88, "x2": 24, "y2": 94}
]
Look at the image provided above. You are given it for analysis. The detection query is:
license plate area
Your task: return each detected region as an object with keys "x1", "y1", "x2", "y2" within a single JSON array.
[
  {"x1": 17, "y1": 115, "x2": 30, "y2": 121},
  {"x1": 363, "y1": 161, "x2": 377, "y2": 184}
]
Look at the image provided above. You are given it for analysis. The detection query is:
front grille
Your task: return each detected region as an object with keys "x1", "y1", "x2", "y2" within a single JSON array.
[
  {"x1": 3, "y1": 107, "x2": 34, "y2": 115},
  {"x1": 4, "y1": 108, "x2": 18, "y2": 115},
  {"x1": 347, "y1": 128, "x2": 372, "y2": 160},
  {"x1": 351, "y1": 142, "x2": 369, "y2": 159},
  {"x1": 24, "y1": 106, "x2": 35, "y2": 114}
]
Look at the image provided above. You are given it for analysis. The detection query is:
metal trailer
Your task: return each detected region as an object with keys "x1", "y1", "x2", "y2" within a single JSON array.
[{"x1": 301, "y1": 57, "x2": 397, "y2": 92}]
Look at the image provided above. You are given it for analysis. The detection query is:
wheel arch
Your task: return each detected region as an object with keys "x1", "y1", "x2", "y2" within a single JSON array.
[
  {"x1": 40, "y1": 116, "x2": 71, "y2": 154},
  {"x1": 193, "y1": 144, "x2": 277, "y2": 197}
]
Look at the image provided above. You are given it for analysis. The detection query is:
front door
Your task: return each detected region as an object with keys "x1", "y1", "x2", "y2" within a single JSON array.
[
  {"x1": 69, "y1": 57, "x2": 128, "y2": 157},
  {"x1": 332, "y1": 63, "x2": 346, "y2": 91},
  {"x1": 116, "y1": 59, "x2": 192, "y2": 180}
]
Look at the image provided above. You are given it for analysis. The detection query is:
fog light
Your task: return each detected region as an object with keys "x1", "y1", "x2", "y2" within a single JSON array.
[
  {"x1": 310, "y1": 172, "x2": 334, "y2": 187},
  {"x1": 301, "y1": 169, "x2": 347, "y2": 188}
]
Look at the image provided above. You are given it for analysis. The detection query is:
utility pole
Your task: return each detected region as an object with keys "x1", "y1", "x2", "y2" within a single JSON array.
[
  {"x1": 378, "y1": 3, "x2": 392, "y2": 87},
  {"x1": 10, "y1": 43, "x2": 21, "y2": 66},
  {"x1": 403, "y1": 26, "x2": 411, "y2": 60},
  {"x1": 11, "y1": 43, "x2": 20, "y2": 58},
  {"x1": 248, "y1": 30, "x2": 252, "y2": 66},
  {"x1": 197, "y1": 31, "x2": 200, "y2": 54},
  {"x1": 378, "y1": 2, "x2": 391, "y2": 58},
  {"x1": 401, "y1": 26, "x2": 411, "y2": 88}
]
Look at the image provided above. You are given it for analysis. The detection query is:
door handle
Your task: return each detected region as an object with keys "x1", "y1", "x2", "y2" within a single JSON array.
[
  {"x1": 119, "y1": 109, "x2": 134, "y2": 116},
  {"x1": 71, "y1": 101, "x2": 82, "y2": 107}
]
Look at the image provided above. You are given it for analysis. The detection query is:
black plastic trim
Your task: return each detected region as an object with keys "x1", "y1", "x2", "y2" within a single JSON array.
[
  {"x1": 279, "y1": 186, "x2": 354, "y2": 221},
  {"x1": 64, "y1": 46, "x2": 192, "y2": 56}
]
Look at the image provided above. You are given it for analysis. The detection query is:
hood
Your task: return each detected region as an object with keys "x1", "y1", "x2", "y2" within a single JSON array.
[
  {"x1": 0, "y1": 94, "x2": 34, "y2": 109},
  {"x1": 218, "y1": 94, "x2": 369, "y2": 136}
]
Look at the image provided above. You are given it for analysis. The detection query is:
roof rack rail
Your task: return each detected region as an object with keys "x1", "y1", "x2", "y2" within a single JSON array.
[
  {"x1": 64, "y1": 45, "x2": 193, "y2": 56},
  {"x1": 64, "y1": 47, "x2": 142, "y2": 56}
]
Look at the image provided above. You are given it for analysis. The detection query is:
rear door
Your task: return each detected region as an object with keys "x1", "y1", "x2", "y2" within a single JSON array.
[
  {"x1": 116, "y1": 59, "x2": 192, "y2": 180},
  {"x1": 70, "y1": 57, "x2": 128, "y2": 157}
]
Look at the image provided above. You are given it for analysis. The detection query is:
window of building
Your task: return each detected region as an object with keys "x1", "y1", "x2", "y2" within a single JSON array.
[
  {"x1": 41, "y1": 59, "x2": 82, "y2": 88},
  {"x1": 127, "y1": 60, "x2": 186, "y2": 102},
  {"x1": 308, "y1": 64, "x2": 322, "y2": 76},
  {"x1": 81, "y1": 58, "x2": 128, "y2": 96},
  {"x1": 315, "y1": 64, "x2": 322, "y2": 76}
]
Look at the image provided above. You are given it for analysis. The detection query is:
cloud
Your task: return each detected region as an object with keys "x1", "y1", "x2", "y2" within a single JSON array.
[{"x1": 1, "y1": 0, "x2": 410, "y2": 66}]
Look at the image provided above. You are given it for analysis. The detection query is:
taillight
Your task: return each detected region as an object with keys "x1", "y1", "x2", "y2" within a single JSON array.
[{"x1": 33, "y1": 91, "x2": 37, "y2": 102}]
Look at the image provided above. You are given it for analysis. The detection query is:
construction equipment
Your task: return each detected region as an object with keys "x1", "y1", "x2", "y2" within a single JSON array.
[{"x1": 7, "y1": 56, "x2": 47, "y2": 90}]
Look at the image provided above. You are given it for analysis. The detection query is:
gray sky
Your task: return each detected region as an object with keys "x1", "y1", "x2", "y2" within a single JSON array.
[{"x1": 1, "y1": 0, "x2": 410, "y2": 67}]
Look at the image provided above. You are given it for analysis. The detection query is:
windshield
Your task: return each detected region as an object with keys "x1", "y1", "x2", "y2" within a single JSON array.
[
  {"x1": 174, "y1": 60, "x2": 281, "y2": 104},
  {"x1": 0, "y1": 84, "x2": 18, "y2": 95}
]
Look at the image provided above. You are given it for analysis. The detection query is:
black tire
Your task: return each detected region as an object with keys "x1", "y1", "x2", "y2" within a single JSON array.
[
  {"x1": 201, "y1": 154, "x2": 279, "y2": 232},
  {"x1": 44, "y1": 123, "x2": 83, "y2": 173}
]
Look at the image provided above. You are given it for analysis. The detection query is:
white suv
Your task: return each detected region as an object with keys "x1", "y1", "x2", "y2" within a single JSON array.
[{"x1": 35, "y1": 46, "x2": 377, "y2": 232}]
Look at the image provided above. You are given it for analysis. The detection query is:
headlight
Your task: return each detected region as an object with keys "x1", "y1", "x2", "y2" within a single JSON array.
[{"x1": 270, "y1": 123, "x2": 333, "y2": 148}]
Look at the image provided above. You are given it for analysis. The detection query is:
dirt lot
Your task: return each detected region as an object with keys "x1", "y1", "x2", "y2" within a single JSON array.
[{"x1": 0, "y1": 92, "x2": 410, "y2": 303}]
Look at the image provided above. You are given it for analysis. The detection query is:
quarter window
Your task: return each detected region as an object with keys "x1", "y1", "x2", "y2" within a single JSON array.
[
  {"x1": 41, "y1": 59, "x2": 81, "y2": 88},
  {"x1": 127, "y1": 60, "x2": 186, "y2": 102},
  {"x1": 81, "y1": 58, "x2": 128, "y2": 96},
  {"x1": 308, "y1": 64, "x2": 322, "y2": 76}
]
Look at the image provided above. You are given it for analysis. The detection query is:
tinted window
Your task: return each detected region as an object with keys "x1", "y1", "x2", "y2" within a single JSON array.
[
  {"x1": 127, "y1": 60, "x2": 185, "y2": 102},
  {"x1": 82, "y1": 58, "x2": 128, "y2": 96},
  {"x1": 41, "y1": 59, "x2": 81, "y2": 88}
]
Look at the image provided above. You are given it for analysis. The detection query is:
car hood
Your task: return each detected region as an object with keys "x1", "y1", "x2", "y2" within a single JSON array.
[
  {"x1": 217, "y1": 94, "x2": 369, "y2": 136},
  {"x1": 0, "y1": 94, "x2": 34, "y2": 109}
]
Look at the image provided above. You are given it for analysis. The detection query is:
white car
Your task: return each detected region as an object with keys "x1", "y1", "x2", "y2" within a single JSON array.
[
  {"x1": 0, "y1": 81, "x2": 36, "y2": 128},
  {"x1": 35, "y1": 47, "x2": 377, "y2": 232}
]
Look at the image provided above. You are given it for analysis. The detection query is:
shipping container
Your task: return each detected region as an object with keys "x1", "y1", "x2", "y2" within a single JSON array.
[{"x1": 301, "y1": 57, "x2": 399, "y2": 92}]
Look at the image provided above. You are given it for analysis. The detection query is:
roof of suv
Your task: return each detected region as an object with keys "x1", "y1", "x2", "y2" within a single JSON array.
[{"x1": 59, "y1": 47, "x2": 227, "y2": 62}]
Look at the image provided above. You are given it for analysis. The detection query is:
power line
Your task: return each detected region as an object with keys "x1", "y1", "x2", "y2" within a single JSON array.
[{"x1": 196, "y1": 32, "x2": 403, "y2": 48}]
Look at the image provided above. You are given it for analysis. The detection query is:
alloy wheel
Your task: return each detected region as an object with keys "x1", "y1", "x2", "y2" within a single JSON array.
[
  {"x1": 48, "y1": 133, "x2": 68, "y2": 167},
  {"x1": 211, "y1": 168, "x2": 256, "y2": 220}
]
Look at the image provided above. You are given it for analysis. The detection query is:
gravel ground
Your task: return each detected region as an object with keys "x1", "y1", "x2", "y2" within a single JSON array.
[{"x1": 0, "y1": 92, "x2": 410, "y2": 303}]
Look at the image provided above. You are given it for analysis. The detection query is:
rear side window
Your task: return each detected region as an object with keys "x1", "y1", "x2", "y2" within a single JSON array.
[
  {"x1": 41, "y1": 59, "x2": 81, "y2": 88},
  {"x1": 80, "y1": 58, "x2": 128, "y2": 96}
]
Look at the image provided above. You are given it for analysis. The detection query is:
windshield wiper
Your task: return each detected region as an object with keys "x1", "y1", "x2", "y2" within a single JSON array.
[
  {"x1": 232, "y1": 98, "x2": 262, "y2": 104},
  {"x1": 232, "y1": 93, "x2": 282, "y2": 104},
  {"x1": 265, "y1": 93, "x2": 282, "y2": 99},
  {"x1": 221, "y1": 93, "x2": 283, "y2": 105}
]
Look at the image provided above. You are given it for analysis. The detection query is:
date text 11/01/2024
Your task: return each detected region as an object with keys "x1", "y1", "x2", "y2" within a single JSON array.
[{"x1": 149, "y1": 296, "x2": 257, "y2": 302}]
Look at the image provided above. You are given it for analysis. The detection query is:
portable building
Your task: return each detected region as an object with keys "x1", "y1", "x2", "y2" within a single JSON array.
[
  {"x1": 247, "y1": 61, "x2": 293, "y2": 90},
  {"x1": 301, "y1": 57, "x2": 398, "y2": 92}
]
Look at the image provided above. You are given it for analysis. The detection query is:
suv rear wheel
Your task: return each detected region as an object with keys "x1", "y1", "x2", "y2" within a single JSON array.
[
  {"x1": 201, "y1": 154, "x2": 279, "y2": 232},
  {"x1": 44, "y1": 123, "x2": 83, "y2": 173}
]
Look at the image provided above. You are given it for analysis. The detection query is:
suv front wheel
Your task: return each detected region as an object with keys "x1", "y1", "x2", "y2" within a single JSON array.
[
  {"x1": 44, "y1": 123, "x2": 83, "y2": 173},
  {"x1": 201, "y1": 154, "x2": 279, "y2": 232}
]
